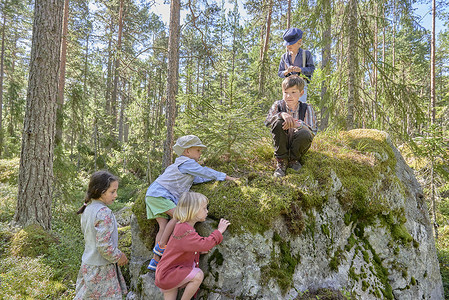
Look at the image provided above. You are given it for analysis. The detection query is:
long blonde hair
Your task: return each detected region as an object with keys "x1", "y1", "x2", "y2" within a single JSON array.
[{"x1": 174, "y1": 192, "x2": 209, "y2": 223}]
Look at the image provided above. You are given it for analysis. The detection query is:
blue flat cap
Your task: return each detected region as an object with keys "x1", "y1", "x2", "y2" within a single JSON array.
[{"x1": 283, "y1": 28, "x2": 303, "y2": 46}]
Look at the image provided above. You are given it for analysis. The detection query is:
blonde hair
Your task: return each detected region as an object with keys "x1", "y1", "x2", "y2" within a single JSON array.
[{"x1": 174, "y1": 192, "x2": 209, "y2": 223}]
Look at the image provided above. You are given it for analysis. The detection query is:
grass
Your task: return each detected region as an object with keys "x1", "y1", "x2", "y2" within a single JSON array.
[{"x1": 0, "y1": 159, "x2": 138, "y2": 299}]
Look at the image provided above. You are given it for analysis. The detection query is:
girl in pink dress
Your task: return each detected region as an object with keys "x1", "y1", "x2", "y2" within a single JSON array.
[{"x1": 155, "y1": 191, "x2": 230, "y2": 300}]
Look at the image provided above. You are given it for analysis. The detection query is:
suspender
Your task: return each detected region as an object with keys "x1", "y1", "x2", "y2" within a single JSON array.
[
  {"x1": 285, "y1": 49, "x2": 307, "y2": 69},
  {"x1": 277, "y1": 101, "x2": 308, "y2": 121}
]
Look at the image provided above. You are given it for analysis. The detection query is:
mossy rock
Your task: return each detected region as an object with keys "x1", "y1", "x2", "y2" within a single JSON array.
[
  {"x1": 118, "y1": 225, "x2": 132, "y2": 259},
  {"x1": 134, "y1": 129, "x2": 405, "y2": 247},
  {"x1": 295, "y1": 288, "x2": 356, "y2": 299},
  {"x1": 118, "y1": 225, "x2": 132, "y2": 286},
  {"x1": 10, "y1": 224, "x2": 58, "y2": 257},
  {"x1": 132, "y1": 189, "x2": 158, "y2": 251}
]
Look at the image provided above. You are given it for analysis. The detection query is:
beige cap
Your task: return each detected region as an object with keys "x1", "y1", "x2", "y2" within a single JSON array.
[{"x1": 173, "y1": 135, "x2": 207, "y2": 156}]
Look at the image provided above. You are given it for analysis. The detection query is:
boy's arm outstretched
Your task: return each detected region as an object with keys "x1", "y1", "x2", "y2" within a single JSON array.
[{"x1": 179, "y1": 159, "x2": 238, "y2": 183}]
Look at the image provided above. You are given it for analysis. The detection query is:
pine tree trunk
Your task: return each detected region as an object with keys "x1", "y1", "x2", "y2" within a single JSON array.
[
  {"x1": 106, "y1": 17, "x2": 114, "y2": 117},
  {"x1": 55, "y1": 0, "x2": 69, "y2": 146},
  {"x1": 430, "y1": 0, "x2": 437, "y2": 239},
  {"x1": 258, "y1": 0, "x2": 273, "y2": 97},
  {"x1": 0, "y1": 15, "x2": 5, "y2": 156},
  {"x1": 346, "y1": 0, "x2": 357, "y2": 129},
  {"x1": 373, "y1": 1, "x2": 378, "y2": 124},
  {"x1": 319, "y1": 0, "x2": 331, "y2": 130},
  {"x1": 162, "y1": 0, "x2": 181, "y2": 169},
  {"x1": 14, "y1": 0, "x2": 64, "y2": 230},
  {"x1": 111, "y1": 0, "x2": 124, "y2": 137}
]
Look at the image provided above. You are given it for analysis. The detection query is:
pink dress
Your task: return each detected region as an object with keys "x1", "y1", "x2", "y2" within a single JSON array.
[{"x1": 155, "y1": 222, "x2": 223, "y2": 291}]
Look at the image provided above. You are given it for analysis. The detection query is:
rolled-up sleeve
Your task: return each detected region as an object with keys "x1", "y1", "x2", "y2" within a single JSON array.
[{"x1": 178, "y1": 159, "x2": 226, "y2": 183}]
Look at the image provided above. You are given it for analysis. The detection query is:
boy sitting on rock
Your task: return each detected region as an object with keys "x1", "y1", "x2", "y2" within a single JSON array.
[{"x1": 264, "y1": 76, "x2": 317, "y2": 177}]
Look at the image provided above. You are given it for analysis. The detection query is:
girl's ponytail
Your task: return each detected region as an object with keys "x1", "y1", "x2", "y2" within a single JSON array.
[{"x1": 76, "y1": 195, "x2": 91, "y2": 215}]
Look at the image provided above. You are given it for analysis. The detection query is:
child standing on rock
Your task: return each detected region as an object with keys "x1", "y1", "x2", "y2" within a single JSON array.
[{"x1": 155, "y1": 191, "x2": 231, "y2": 300}]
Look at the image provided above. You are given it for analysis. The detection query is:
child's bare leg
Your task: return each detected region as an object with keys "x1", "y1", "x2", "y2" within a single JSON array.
[
  {"x1": 163, "y1": 288, "x2": 178, "y2": 300},
  {"x1": 158, "y1": 208, "x2": 176, "y2": 247},
  {"x1": 181, "y1": 270, "x2": 204, "y2": 300},
  {"x1": 153, "y1": 217, "x2": 168, "y2": 261}
]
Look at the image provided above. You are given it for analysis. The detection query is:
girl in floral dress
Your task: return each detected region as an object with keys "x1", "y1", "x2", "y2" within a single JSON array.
[
  {"x1": 155, "y1": 191, "x2": 231, "y2": 300},
  {"x1": 74, "y1": 171, "x2": 128, "y2": 299}
]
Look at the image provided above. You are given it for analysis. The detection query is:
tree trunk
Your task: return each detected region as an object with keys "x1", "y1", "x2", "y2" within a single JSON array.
[
  {"x1": 258, "y1": 0, "x2": 273, "y2": 97},
  {"x1": 14, "y1": 0, "x2": 64, "y2": 230},
  {"x1": 319, "y1": 0, "x2": 331, "y2": 130},
  {"x1": 105, "y1": 17, "x2": 114, "y2": 117},
  {"x1": 111, "y1": 0, "x2": 125, "y2": 137},
  {"x1": 162, "y1": 0, "x2": 181, "y2": 169},
  {"x1": 373, "y1": 1, "x2": 378, "y2": 124},
  {"x1": 287, "y1": 0, "x2": 291, "y2": 28},
  {"x1": 430, "y1": 0, "x2": 437, "y2": 239},
  {"x1": 0, "y1": 14, "x2": 6, "y2": 156},
  {"x1": 346, "y1": 0, "x2": 357, "y2": 129},
  {"x1": 55, "y1": 0, "x2": 69, "y2": 146}
]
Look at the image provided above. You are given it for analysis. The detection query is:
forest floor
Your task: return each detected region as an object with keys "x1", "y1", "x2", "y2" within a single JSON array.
[{"x1": 0, "y1": 156, "x2": 448, "y2": 299}]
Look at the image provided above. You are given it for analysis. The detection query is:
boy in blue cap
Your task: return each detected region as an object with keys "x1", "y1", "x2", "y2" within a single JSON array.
[{"x1": 278, "y1": 28, "x2": 315, "y2": 103}]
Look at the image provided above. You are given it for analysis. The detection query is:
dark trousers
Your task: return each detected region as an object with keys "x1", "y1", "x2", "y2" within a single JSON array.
[{"x1": 270, "y1": 118, "x2": 314, "y2": 161}]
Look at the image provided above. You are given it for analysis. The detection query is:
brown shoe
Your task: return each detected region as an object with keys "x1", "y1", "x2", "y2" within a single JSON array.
[
  {"x1": 289, "y1": 160, "x2": 302, "y2": 171},
  {"x1": 274, "y1": 158, "x2": 287, "y2": 177}
]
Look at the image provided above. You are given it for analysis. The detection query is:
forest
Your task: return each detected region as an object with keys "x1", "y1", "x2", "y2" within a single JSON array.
[{"x1": 0, "y1": 0, "x2": 448, "y2": 298}]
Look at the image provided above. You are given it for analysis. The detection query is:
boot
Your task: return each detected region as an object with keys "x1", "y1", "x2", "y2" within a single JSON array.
[{"x1": 273, "y1": 158, "x2": 287, "y2": 177}]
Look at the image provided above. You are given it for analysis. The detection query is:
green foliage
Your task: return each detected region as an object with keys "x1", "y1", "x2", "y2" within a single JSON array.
[
  {"x1": 0, "y1": 256, "x2": 69, "y2": 300},
  {"x1": 10, "y1": 224, "x2": 58, "y2": 257},
  {"x1": 0, "y1": 158, "x2": 19, "y2": 184}
]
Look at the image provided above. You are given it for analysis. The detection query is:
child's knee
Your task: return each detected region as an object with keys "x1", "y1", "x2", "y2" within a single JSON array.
[
  {"x1": 270, "y1": 119, "x2": 286, "y2": 134},
  {"x1": 193, "y1": 270, "x2": 204, "y2": 283}
]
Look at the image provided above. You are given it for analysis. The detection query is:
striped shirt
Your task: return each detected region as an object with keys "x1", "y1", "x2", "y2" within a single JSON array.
[{"x1": 265, "y1": 100, "x2": 318, "y2": 135}]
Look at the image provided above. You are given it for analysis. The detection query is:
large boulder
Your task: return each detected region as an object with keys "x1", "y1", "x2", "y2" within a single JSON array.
[{"x1": 129, "y1": 129, "x2": 443, "y2": 299}]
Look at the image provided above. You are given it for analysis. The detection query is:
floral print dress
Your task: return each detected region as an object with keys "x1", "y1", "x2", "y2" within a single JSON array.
[{"x1": 74, "y1": 207, "x2": 127, "y2": 299}]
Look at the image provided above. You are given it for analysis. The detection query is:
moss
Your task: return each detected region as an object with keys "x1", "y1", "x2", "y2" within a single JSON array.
[
  {"x1": 321, "y1": 224, "x2": 330, "y2": 237},
  {"x1": 295, "y1": 288, "x2": 355, "y2": 299},
  {"x1": 410, "y1": 276, "x2": 416, "y2": 285},
  {"x1": 349, "y1": 267, "x2": 359, "y2": 281},
  {"x1": 118, "y1": 225, "x2": 132, "y2": 259},
  {"x1": 380, "y1": 212, "x2": 413, "y2": 246},
  {"x1": 261, "y1": 233, "x2": 301, "y2": 294},
  {"x1": 362, "y1": 280, "x2": 369, "y2": 291},
  {"x1": 329, "y1": 248, "x2": 344, "y2": 271},
  {"x1": 132, "y1": 189, "x2": 158, "y2": 251},
  {"x1": 10, "y1": 224, "x2": 58, "y2": 258},
  {"x1": 208, "y1": 249, "x2": 224, "y2": 267},
  {"x1": 362, "y1": 250, "x2": 370, "y2": 263}
]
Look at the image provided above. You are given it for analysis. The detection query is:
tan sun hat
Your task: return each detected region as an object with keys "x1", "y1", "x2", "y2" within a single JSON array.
[{"x1": 173, "y1": 135, "x2": 207, "y2": 156}]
